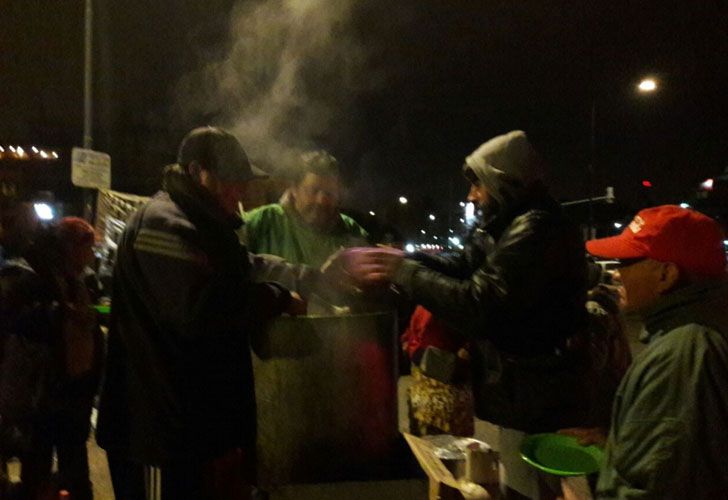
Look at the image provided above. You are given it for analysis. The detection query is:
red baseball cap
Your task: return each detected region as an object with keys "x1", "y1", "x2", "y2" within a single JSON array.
[{"x1": 587, "y1": 205, "x2": 726, "y2": 277}]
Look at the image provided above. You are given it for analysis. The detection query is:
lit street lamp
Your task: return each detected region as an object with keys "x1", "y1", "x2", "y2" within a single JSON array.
[
  {"x1": 34, "y1": 203, "x2": 55, "y2": 221},
  {"x1": 398, "y1": 196, "x2": 408, "y2": 205},
  {"x1": 637, "y1": 78, "x2": 658, "y2": 93},
  {"x1": 585, "y1": 75, "x2": 659, "y2": 237}
]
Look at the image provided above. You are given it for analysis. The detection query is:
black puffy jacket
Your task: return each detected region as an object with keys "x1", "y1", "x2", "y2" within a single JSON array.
[
  {"x1": 402, "y1": 195, "x2": 587, "y2": 356},
  {"x1": 393, "y1": 132, "x2": 589, "y2": 432},
  {"x1": 396, "y1": 195, "x2": 589, "y2": 431}
]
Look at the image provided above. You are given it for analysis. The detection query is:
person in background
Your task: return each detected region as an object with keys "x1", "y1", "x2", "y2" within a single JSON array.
[
  {"x1": 96, "y1": 127, "x2": 304, "y2": 500},
  {"x1": 562, "y1": 260, "x2": 631, "y2": 436},
  {"x1": 0, "y1": 200, "x2": 38, "y2": 263},
  {"x1": 343, "y1": 131, "x2": 589, "y2": 499},
  {"x1": 0, "y1": 215, "x2": 102, "y2": 499},
  {"x1": 244, "y1": 150, "x2": 368, "y2": 268},
  {"x1": 585, "y1": 205, "x2": 728, "y2": 499}
]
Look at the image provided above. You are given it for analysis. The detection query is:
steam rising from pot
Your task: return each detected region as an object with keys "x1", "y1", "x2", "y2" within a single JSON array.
[{"x1": 173, "y1": 0, "x2": 383, "y2": 176}]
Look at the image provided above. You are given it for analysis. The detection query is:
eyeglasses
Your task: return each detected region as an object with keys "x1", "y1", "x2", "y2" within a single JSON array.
[{"x1": 615, "y1": 257, "x2": 646, "y2": 268}]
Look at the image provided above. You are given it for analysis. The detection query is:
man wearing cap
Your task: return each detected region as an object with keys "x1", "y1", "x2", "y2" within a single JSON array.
[
  {"x1": 345, "y1": 131, "x2": 589, "y2": 499},
  {"x1": 96, "y1": 127, "x2": 304, "y2": 499},
  {"x1": 586, "y1": 205, "x2": 728, "y2": 499},
  {"x1": 243, "y1": 149, "x2": 368, "y2": 268}
]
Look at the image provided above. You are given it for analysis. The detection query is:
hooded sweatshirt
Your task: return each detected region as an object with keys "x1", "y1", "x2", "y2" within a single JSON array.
[
  {"x1": 243, "y1": 194, "x2": 369, "y2": 268},
  {"x1": 464, "y1": 130, "x2": 544, "y2": 215},
  {"x1": 393, "y1": 131, "x2": 588, "y2": 431}
]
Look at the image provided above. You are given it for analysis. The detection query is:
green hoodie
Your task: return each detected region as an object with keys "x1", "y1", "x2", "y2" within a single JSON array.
[
  {"x1": 596, "y1": 279, "x2": 728, "y2": 499},
  {"x1": 243, "y1": 200, "x2": 368, "y2": 268}
]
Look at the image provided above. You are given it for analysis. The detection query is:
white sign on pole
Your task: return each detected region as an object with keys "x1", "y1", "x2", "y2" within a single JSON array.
[{"x1": 71, "y1": 147, "x2": 111, "y2": 189}]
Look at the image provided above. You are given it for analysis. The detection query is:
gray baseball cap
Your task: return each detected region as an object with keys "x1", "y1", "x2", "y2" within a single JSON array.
[{"x1": 177, "y1": 126, "x2": 268, "y2": 182}]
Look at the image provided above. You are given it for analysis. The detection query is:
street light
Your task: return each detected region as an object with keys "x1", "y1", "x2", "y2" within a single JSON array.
[
  {"x1": 585, "y1": 76, "x2": 659, "y2": 237},
  {"x1": 637, "y1": 78, "x2": 658, "y2": 93},
  {"x1": 34, "y1": 203, "x2": 55, "y2": 221},
  {"x1": 428, "y1": 214, "x2": 436, "y2": 221},
  {"x1": 398, "y1": 196, "x2": 408, "y2": 205}
]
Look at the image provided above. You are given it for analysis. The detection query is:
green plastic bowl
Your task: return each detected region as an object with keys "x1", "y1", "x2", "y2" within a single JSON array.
[
  {"x1": 520, "y1": 433, "x2": 605, "y2": 476},
  {"x1": 92, "y1": 304, "x2": 111, "y2": 315}
]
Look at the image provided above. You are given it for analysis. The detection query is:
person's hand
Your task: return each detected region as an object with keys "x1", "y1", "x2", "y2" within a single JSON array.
[
  {"x1": 559, "y1": 476, "x2": 592, "y2": 500},
  {"x1": 285, "y1": 291, "x2": 307, "y2": 316},
  {"x1": 340, "y1": 247, "x2": 405, "y2": 286},
  {"x1": 65, "y1": 301, "x2": 96, "y2": 331},
  {"x1": 319, "y1": 249, "x2": 361, "y2": 294},
  {"x1": 558, "y1": 427, "x2": 607, "y2": 447}
]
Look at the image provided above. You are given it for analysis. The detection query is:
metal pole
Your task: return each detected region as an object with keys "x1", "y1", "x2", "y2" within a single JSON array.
[
  {"x1": 562, "y1": 186, "x2": 614, "y2": 207},
  {"x1": 587, "y1": 100, "x2": 596, "y2": 239},
  {"x1": 83, "y1": 0, "x2": 93, "y2": 149},
  {"x1": 83, "y1": 0, "x2": 94, "y2": 221}
]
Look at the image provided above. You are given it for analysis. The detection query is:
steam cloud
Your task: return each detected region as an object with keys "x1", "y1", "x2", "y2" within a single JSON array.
[{"x1": 173, "y1": 0, "x2": 383, "y2": 176}]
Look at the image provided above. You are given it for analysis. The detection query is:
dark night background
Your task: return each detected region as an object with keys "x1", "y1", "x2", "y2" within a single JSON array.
[{"x1": 1, "y1": 0, "x2": 727, "y2": 236}]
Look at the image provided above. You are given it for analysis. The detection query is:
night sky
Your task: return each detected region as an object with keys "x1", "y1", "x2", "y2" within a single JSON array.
[{"x1": 2, "y1": 0, "x2": 727, "y2": 226}]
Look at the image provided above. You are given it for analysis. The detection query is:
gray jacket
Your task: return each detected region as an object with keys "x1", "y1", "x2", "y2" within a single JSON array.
[{"x1": 597, "y1": 279, "x2": 728, "y2": 499}]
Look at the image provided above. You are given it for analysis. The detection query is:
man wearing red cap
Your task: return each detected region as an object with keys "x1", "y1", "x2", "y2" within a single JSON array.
[{"x1": 587, "y1": 205, "x2": 728, "y2": 498}]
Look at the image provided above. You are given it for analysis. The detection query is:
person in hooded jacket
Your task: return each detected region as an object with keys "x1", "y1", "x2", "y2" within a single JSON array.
[{"x1": 345, "y1": 131, "x2": 589, "y2": 499}]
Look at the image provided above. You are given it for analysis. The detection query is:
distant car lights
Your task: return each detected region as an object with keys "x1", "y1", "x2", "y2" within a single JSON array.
[{"x1": 0, "y1": 145, "x2": 59, "y2": 161}]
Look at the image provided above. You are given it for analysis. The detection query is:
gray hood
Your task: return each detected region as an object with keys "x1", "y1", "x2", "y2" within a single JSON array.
[{"x1": 464, "y1": 130, "x2": 544, "y2": 213}]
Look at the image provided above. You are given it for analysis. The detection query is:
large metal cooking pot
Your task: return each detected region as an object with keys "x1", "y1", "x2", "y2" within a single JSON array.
[{"x1": 252, "y1": 311, "x2": 399, "y2": 487}]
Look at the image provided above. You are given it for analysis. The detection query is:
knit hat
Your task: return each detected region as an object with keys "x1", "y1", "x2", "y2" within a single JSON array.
[
  {"x1": 587, "y1": 205, "x2": 726, "y2": 277},
  {"x1": 57, "y1": 217, "x2": 96, "y2": 247}
]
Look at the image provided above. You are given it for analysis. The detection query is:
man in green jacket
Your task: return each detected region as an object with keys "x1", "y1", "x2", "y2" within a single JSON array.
[
  {"x1": 587, "y1": 205, "x2": 728, "y2": 499},
  {"x1": 244, "y1": 150, "x2": 368, "y2": 267}
]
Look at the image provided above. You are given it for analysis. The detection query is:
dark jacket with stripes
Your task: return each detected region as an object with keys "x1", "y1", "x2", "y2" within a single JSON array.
[{"x1": 96, "y1": 169, "x2": 291, "y2": 465}]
